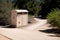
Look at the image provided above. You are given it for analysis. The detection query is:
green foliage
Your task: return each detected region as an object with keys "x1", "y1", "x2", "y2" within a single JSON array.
[
  {"x1": 38, "y1": 0, "x2": 60, "y2": 19},
  {"x1": 47, "y1": 8, "x2": 60, "y2": 29},
  {"x1": 14, "y1": 0, "x2": 30, "y2": 9},
  {"x1": 25, "y1": 0, "x2": 41, "y2": 17},
  {"x1": 0, "y1": 0, "x2": 13, "y2": 25},
  {"x1": 14, "y1": 0, "x2": 41, "y2": 17}
]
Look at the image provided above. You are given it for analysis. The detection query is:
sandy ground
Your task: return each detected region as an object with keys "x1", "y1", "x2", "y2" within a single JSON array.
[
  {"x1": 0, "y1": 28, "x2": 59, "y2": 40},
  {"x1": 0, "y1": 18, "x2": 60, "y2": 40},
  {"x1": 0, "y1": 34, "x2": 11, "y2": 40}
]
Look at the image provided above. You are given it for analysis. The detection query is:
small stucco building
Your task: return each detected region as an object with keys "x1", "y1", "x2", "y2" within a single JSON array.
[{"x1": 10, "y1": 9, "x2": 28, "y2": 28}]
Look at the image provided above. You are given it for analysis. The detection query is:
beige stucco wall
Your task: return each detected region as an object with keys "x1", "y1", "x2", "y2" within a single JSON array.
[
  {"x1": 11, "y1": 10, "x2": 17, "y2": 26},
  {"x1": 22, "y1": 14, "x2": 28, "y2": 26},
  {"x1": 16, "y1": 14, "x2": 28, "y2": 28},
  {"x1": 17, "y1": 14, "x2": 22, "y2": 27},
  {"x1": 10, "y1": 10, "x2": 28, "y2": 28}
]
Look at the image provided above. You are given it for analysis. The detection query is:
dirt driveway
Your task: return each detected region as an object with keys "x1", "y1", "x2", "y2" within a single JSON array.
[{"x1": 0, "y1": 18, "x2": 60, "y2": 40}]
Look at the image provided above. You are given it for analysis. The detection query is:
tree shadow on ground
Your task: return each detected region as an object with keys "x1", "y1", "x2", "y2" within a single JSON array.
[
  {"x1": 49, "y1": 34, "x2": 60, "y2": 37},
  {"x1": 39, "y1": 29, "x2": 60, "y2": 37},
  {"x1": 39, "y1": 29, "x2": 60, "y2": 34},
  {"x1": 2, "y1": 25, "x2": 16, "y2": 28}
]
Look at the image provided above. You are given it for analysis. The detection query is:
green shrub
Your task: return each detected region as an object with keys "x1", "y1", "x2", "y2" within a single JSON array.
[
  {"x1": 47, "y1": 9, "x2": 60, "y2": 30},
  {"x1": 0, "y1": 0, "x2": 13, "y2": 25}
]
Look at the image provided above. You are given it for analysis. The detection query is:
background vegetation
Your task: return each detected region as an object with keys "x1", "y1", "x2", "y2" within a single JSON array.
[
  {"x1": 0, "y1": 0, "x2": 60, "y2": 30},
  {"x1": 0, "y1": 0, "x2": 13, "y2": 25},
  {"x1": 47, "y1": 9, "x2": 60, "y2": 30}
]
